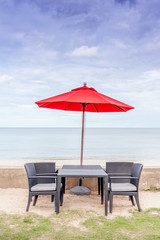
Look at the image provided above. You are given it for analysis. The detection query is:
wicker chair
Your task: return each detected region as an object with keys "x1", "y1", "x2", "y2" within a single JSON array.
[
  {"x1": 108, "y1": 163, "x2": 143, "y2": 213},
  {"x1": 24, "y1": 162, "x2": 63, "y2": 212}
]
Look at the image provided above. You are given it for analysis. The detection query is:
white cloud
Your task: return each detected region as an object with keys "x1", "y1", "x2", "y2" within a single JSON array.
[
  {"x1": 10, "y1": 103, "x2": 36, "y2": 109},
  {"x1": 0, "y1": 74, "x2": 13, "y2": 83},
  {"x1": 16, "y1": 68, "x2": 46, "y2": 76},
  {"x1": 113, "y1": 39, "x2": 130, "y2": 49},
  {"x1": 115, "y1": 22, "x2": 130, "y2": 30},
  {"x1": 32, "y1": 80, "x2": 45, "y2": 84},
  {"x1": 69, "y1": 45, "x2": 99, "y2": 57},
  {"x1": 143, "y1": 70, "x2": 160, "y2": 80}
]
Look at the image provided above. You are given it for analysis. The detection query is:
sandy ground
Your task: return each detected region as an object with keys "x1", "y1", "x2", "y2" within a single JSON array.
[{"x1": 0, "y1": 188, "x2": 160, "y2": 219}]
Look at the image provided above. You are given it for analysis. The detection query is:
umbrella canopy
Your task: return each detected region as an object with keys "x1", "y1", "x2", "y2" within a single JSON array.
[
  {"x1": 36, "y1": 83, "x2": 134, "y2": 112},
  {"x1": 35, "y1": 83, "x2": 134, "y2": 164}
]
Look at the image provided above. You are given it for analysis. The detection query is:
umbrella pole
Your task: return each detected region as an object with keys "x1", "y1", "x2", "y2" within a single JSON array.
[
  {"x1": 80, "y1": 104, "x2": 85, "y2": 165},
  {"x1": 79, "y1": 104, "x2": 85, "y2": 186}
]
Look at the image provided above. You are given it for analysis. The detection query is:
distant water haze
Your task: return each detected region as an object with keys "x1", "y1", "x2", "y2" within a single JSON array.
[{"x1": 0, "y1": 128, "x2": 160, "y2": 165}]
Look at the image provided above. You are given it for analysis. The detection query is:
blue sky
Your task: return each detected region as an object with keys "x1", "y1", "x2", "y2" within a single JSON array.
[{"x1": 0, "y1": 0, "x2": 160, "y2": 128}]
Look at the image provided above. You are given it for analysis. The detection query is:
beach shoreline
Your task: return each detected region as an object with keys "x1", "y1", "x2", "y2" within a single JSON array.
[{"x1": 0, "y1": 159, "x2": 160, "y2": 168}]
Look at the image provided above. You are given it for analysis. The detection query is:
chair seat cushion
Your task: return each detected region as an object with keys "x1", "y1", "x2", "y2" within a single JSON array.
[
  {"x1": 111, "y1": 183, "x2": 137, "y2": 192},
  {"x1": 31, "y1": 183, "x2": 57, "y2": 192}
]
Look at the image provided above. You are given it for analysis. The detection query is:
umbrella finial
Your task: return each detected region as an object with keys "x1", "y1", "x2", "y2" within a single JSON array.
[{"x1": 84, "y1": 82, "x2": 87, "y2": 87}]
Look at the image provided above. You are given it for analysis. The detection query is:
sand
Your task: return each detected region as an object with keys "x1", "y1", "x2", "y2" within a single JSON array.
[{"x1": 0, "y1": 188, "x2": 160, "y2": 219}]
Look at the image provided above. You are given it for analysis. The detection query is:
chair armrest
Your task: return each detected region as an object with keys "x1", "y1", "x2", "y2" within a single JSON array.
[
  {"x1": 109, "y1": 176, "x2": 138, "y2": 182},
  {"x1": 29, "y1": 176, "x2": 57, "y2": 179},
  {"x1": 108, "y1": 173, "x2": 131, "y2": 176},
  {"x1": 108, "y1": 174, "x2": 131, "y2": 182},
  {"x1": 36, "y1": 173, "x2": 58, "y2": 176}
]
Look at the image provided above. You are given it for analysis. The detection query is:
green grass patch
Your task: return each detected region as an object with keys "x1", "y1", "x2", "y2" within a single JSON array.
[
  {"x1": 0, "y1": 209, "x2": 160, "y2": 240},
  {"x1": 145, "y1": 186, "x2": 160, "y2": 191}
]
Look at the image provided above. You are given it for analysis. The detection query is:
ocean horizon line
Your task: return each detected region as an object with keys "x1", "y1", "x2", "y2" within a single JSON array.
[{"x1": 0, "y1": 127, "x2": 160, "y2": 129}]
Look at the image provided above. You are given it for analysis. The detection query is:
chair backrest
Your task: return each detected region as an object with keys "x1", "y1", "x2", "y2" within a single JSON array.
[
  {"x1": 24, "y1": 163, "x2": 37, "y2": 190},
  {"x1": 131, "y1": 163, "x2": 143, "y2": 190},
  {"x1": 34, "y1": 162, "x2": 56, "y2": 173},
  {"x1": 34, "y1": 162, "x2": 56, "y2": 183},
  {"x1": 106, "y1": 162, "x2": 134, "y2": 183}
]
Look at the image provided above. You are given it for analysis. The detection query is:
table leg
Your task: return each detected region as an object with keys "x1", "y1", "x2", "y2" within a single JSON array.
[
  {"x1": 101, "y1": 177, "x2": 103, "y2": 204},
  {"x1": 104, "y1": 176, "x2": 108, "y2": 216},
  {"x1": 79, "y1": 178, "x2": 82, "y2": 186},
  {"x1": 98, "y1": 178, "x2": 100, "y2": 195},
  {"x1": 62, "y1": 177, "x2": 65, "y2": 194}
]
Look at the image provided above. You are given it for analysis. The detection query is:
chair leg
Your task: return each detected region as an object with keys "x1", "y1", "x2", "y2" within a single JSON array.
[
  {"x1": 98, "y1": 178, "x2": 100, "y2": 195},
  {"x1": 110, "y1": 193, "x2": 113, "y2": 213},
  {"x1": 130, "y1": 196, "x2": 135, "y2": 206},
  {"x1": 26, "y1": 193, "x2": 32, "y2": 212},
  {"x1": 108, "y1": 190, "x2": 110, "y2": 201},
  {"x1": 33, "y1": 195, "x2": 38, "y2": 206},
  {"x1": 134, "y1": 194, "x2": 141, "y2": 211},
  {"x1": 55, "y1": 194, "x2": 59, "y2": 214},
  {"x1": 51, "y1": 195, "x2": 54, "y2": 202}
]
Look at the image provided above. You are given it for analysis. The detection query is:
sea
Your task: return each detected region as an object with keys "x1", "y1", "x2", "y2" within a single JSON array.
[{"x1": 0, "y1": 128, "x2": 160, "y2": 166}]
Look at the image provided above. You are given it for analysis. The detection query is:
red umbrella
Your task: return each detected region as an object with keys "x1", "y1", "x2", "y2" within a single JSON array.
[{"x1": 35, "y1": 83, "x2": 134, "y2": 165}]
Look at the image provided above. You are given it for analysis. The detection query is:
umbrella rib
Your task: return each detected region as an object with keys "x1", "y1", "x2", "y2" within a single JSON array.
[
  {"x1": 40, "y1": 102, "x2": 52, "y2": 107},
  {"x1": 65, "y1": 102, "x2": 73, "y2": 110},
  {"x1": 93, "y1": 104, "x2": 98, "y2": 112},
  {"x1": 113, "y1": 104, "x2": 125, "y2": 112}
]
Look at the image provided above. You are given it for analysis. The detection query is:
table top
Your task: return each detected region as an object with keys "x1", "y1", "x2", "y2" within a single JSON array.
[
  {"x1": 58, "y1": 165, "x2": 107, "y2": 178},
  {"x1": 62, "y1": 165, "x2": 103, "y2": 170}
]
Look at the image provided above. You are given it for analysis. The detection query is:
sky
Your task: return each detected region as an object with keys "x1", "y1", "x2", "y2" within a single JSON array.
[{"x1": 0, "y1": 0, "x2": 160, "y2": 128}]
